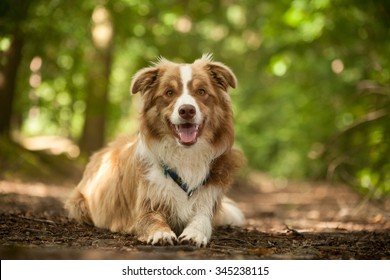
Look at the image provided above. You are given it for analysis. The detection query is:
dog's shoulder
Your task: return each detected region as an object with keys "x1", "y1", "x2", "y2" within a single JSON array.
[{"x1": 208, "y1": 148, "x2": 245, "y2": 188}]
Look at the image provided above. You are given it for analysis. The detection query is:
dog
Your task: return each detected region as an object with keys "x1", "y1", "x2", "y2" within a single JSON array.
[{"x1": 65, "y1": 54, "x2": 245, "y2": 247}]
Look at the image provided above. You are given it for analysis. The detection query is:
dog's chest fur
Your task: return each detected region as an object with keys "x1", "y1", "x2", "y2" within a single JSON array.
[{"x1": 135, "y1": 136, "x2": 221, "y2": 230}]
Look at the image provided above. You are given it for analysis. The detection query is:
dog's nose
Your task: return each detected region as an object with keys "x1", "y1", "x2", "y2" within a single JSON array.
[{"x1": 178, "y1": 105, "x2": 196, "y2": 120}]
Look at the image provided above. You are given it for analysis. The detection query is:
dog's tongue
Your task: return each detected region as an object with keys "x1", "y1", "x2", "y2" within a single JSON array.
[{"x1": 178, "y1": 124, "x2": 198, "y2": 145}]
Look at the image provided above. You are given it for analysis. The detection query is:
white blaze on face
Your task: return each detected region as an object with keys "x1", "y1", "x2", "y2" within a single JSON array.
[
  {"x1": 170, "y1": 65, "x2": 202, "y2": 124},
  {"x1": 170, "y1": 65, "x2": 203, "y2": 146}
]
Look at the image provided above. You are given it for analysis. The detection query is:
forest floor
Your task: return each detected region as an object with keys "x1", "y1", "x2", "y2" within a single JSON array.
[
  {"x1": 0, "y1": 145, "x2": 389, "y2": 259},
  {"x1": 1, "y1": 176, "x2": 389, "y2": 260}
]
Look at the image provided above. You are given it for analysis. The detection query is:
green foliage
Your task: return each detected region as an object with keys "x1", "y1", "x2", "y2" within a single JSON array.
[{"x1": 1, "y1": 0, "x2": 389, "y2": 197}]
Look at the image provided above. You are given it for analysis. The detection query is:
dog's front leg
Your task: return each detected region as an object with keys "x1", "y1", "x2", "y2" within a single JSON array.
[
  {"x1": 136, "y1": 212, "x2": 177, "y2": 246},
  {"x1": 179, "y1": 188, "x2": 222, "y2": 247},
  {"x1": 179, "y1": 213, "x2": 212, "y2": 247}
]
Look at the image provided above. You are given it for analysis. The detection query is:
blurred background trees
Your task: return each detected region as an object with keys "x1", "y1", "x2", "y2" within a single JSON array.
[{"x1": 0, "y1": 0, "x2": 389, "y2": 198}]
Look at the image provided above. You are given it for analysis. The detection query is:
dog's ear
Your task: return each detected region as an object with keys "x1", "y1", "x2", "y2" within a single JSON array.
[
  {"x1": 207, "y1": 62, "x2": 237, "y2": 91},
  {"x1": 130, "y1": 67, "x2": 159, "y2": 95},
  {"x1": 196, "y1": 54, "x2": 237, "y2": 91}
]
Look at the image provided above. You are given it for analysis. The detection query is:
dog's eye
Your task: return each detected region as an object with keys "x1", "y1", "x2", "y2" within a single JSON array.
[
  {"x1": 197, "y1": 89, "x2": 206, "y2": 96},
  {"x1": 166, "y1": 90, "x2": 174, "y2": 97}
]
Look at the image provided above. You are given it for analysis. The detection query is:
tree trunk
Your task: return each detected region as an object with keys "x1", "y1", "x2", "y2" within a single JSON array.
[
  {"x1": 0, "y1": 35, "x2": 24, "y2": 138},
  {"x1": 79, "y1": 6, "x2": 114, "y2": 154},
  {"x1": 79, "y1": 48, "x2": 113, "y2": 154}
]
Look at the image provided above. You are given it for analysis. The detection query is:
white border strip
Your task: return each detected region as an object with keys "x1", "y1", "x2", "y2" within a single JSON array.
[{"x1": 1, "y1": 260, "x2": 388, "y2": 280}]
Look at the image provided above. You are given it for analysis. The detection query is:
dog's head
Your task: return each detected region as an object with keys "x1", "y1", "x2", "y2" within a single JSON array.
[{"x1": 131, "y1": 54, "x2": 236, "y2": 153}]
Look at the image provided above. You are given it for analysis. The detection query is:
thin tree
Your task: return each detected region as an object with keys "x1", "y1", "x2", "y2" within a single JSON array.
[
  {"x1": 0, "y1": 1, "x2": 31, "y2": 137},
  {"x1": 79, "y1": 5, "x2": 114, "y2": 154}
]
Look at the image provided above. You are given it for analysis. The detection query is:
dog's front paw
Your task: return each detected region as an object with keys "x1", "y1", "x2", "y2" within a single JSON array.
[
  {"x1": 146, "y1": 230, "x2": 177, "y2": 246},
  {"x1": 179, "y1": 227, "x2": 209, "y2": 247}
]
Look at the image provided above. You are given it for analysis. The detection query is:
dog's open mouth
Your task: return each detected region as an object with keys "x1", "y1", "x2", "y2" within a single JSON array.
[{"x1": 170, "y1": 122, "x2": 202, "y2": 146}]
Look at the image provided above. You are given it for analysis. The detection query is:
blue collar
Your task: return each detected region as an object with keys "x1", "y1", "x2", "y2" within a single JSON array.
[{"x1": 162, "y1": 163, "x2": 209, "y2": 197}]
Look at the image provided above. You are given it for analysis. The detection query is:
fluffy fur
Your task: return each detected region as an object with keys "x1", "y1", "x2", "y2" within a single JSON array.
[{"x1": 65, "y1": 54, "x2": 245, "y2": 247}]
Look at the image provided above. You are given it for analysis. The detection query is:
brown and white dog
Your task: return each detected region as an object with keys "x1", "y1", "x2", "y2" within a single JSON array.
[{"x1": 65, "y1": 54, "x2": 244, "y2": 247}]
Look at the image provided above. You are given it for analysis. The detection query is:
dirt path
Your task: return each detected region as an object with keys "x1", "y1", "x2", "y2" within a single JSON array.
[{"x1": 0, "y1": 176, "x2": 389, "y2": 259}]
